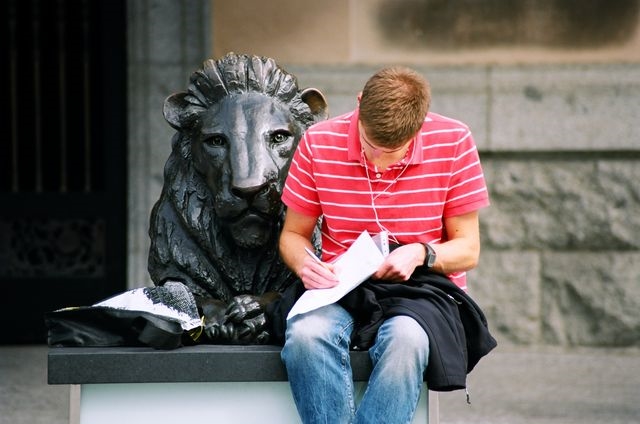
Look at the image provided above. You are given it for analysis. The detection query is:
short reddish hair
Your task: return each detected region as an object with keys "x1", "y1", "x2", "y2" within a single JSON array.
[{"x1": 359, "y1": 66, "x2": 431, "y2": 148}]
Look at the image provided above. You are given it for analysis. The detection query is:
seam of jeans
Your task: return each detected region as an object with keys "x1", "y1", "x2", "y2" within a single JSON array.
[{"x1": 337, "y1": 317, "x2": 355, "y2": 419}]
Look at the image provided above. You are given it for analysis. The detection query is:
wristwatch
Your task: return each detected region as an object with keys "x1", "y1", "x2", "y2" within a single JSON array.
[{"x1": 423, "y1": 243, "x2": 436, "y2": 268}]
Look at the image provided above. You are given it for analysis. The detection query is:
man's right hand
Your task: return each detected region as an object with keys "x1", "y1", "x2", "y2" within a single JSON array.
[{"x1": 299, "y1": 256, "x2": 339, "y2": 290}]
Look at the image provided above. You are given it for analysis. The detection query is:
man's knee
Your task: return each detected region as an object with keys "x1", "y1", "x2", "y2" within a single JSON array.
[
  {"x1": 376, "y1": 315, "x2": 430, "y2": 359},
  {"x1": 392, "y1": 316, "x2": 429, "y2": 350}
]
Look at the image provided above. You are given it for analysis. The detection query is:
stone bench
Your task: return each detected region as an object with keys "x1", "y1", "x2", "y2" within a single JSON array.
[{"x1": 48, "y1": 344, "x2": 438, "y2": 423}]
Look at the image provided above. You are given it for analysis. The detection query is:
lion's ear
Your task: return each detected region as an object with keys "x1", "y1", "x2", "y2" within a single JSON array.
[
  {"x1": 300, "y1": 88, "x2": 329, "y2": 122},
  {"x1": 163, "y1": 93, "x2": 204, "y2": 130}
]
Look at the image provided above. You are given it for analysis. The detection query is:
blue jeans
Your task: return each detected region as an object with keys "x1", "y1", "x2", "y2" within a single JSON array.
[{"x1": 281, "y1": 303, "x2": 430, "y2": 424}]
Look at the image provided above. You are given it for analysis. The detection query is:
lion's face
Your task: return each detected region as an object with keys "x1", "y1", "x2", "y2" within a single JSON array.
[
  {"x1": 161, "y1": 54, "x2": 328, "y2": 255},
  {"x1": 190, "y1": 92, "x2": 304, "y2": 248}
]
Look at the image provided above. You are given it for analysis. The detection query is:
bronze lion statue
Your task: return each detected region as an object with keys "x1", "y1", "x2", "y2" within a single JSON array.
[{"x1": 148, "y1": 53, "x2": 328, "y2": 344}]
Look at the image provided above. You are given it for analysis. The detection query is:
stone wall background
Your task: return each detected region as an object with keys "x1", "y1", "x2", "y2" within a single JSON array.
[
  {"x1": 128, "y1": 1, "x2": 640, "y2": 348},
  {"x1": 477, "y1": 157, "x2": 640, "y2": 347}
]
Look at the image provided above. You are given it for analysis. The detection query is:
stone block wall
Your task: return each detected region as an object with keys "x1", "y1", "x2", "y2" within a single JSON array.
[{"x1": 474, "y1": 156, "x2": 640, "y2": 347}]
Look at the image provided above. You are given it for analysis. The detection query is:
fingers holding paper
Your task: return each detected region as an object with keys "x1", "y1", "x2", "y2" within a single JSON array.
[{"x1": 373, "y1": 243, "x2": 425, "y2": 282}]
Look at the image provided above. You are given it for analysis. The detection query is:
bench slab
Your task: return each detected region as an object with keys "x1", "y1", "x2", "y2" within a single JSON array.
[{"x1": 47, "y1": 344, "x2": 374, "y2": 384}]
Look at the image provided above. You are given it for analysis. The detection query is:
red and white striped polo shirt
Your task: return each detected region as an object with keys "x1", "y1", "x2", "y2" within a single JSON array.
[{"x1": 282, "y1": 109, "x2": 489, "y2": 289}]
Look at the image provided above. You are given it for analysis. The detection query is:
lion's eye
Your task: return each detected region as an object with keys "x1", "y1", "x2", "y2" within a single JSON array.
[
  {"x1": 203, "y1": 135, "x2": 226, "y2": 147},
  {"x1": 270, "y1": 131, "x2": 292, "y2": 145}
]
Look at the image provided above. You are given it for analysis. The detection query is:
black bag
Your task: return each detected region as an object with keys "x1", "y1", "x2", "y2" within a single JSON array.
[
  {"x1": 45, "y1": 306, "x2": 186, "y2": 350},
  {"x1": 45, "y1": 281, "x2": 202, "y2": 350}
]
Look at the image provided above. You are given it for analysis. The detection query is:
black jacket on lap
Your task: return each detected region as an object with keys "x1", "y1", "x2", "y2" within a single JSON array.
[{"x1": 267, "y1": 268, "x2": 497, "y2": 392}]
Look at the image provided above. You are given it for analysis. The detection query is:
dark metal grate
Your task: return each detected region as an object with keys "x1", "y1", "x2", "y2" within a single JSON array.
[{"x1": 2, "y1": 0, "x2": 104, "y2": 194}]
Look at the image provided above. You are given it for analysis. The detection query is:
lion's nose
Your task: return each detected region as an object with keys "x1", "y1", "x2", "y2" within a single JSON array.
[{"x1": 231, "y1": 183, "x2": 269, "y2": 203}]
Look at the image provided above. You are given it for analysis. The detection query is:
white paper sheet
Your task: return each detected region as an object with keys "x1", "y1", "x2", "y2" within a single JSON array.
[{"x1": 287, "y1": 231, "x2": 387, "y2": 320}]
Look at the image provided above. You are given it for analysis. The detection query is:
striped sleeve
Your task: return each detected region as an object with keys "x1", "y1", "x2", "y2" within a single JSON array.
[{"x1": 443, "y1": 127, "x2": 489, "y2": 217}]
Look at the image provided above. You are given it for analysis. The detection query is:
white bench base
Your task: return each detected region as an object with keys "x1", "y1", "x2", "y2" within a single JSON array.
[{"x1": 70, "y1": 381, "x2": 437, "y2": 424}]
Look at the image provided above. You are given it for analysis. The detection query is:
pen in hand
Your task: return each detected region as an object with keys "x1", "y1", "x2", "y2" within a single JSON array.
[{"x1": 304, "y1": 247, "x2": 332, "y2": 271}]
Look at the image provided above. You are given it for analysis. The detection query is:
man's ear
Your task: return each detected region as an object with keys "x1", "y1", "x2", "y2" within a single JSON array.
[{"x1": 300, "y1": 88, "x2": 329, "y2": 122}]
